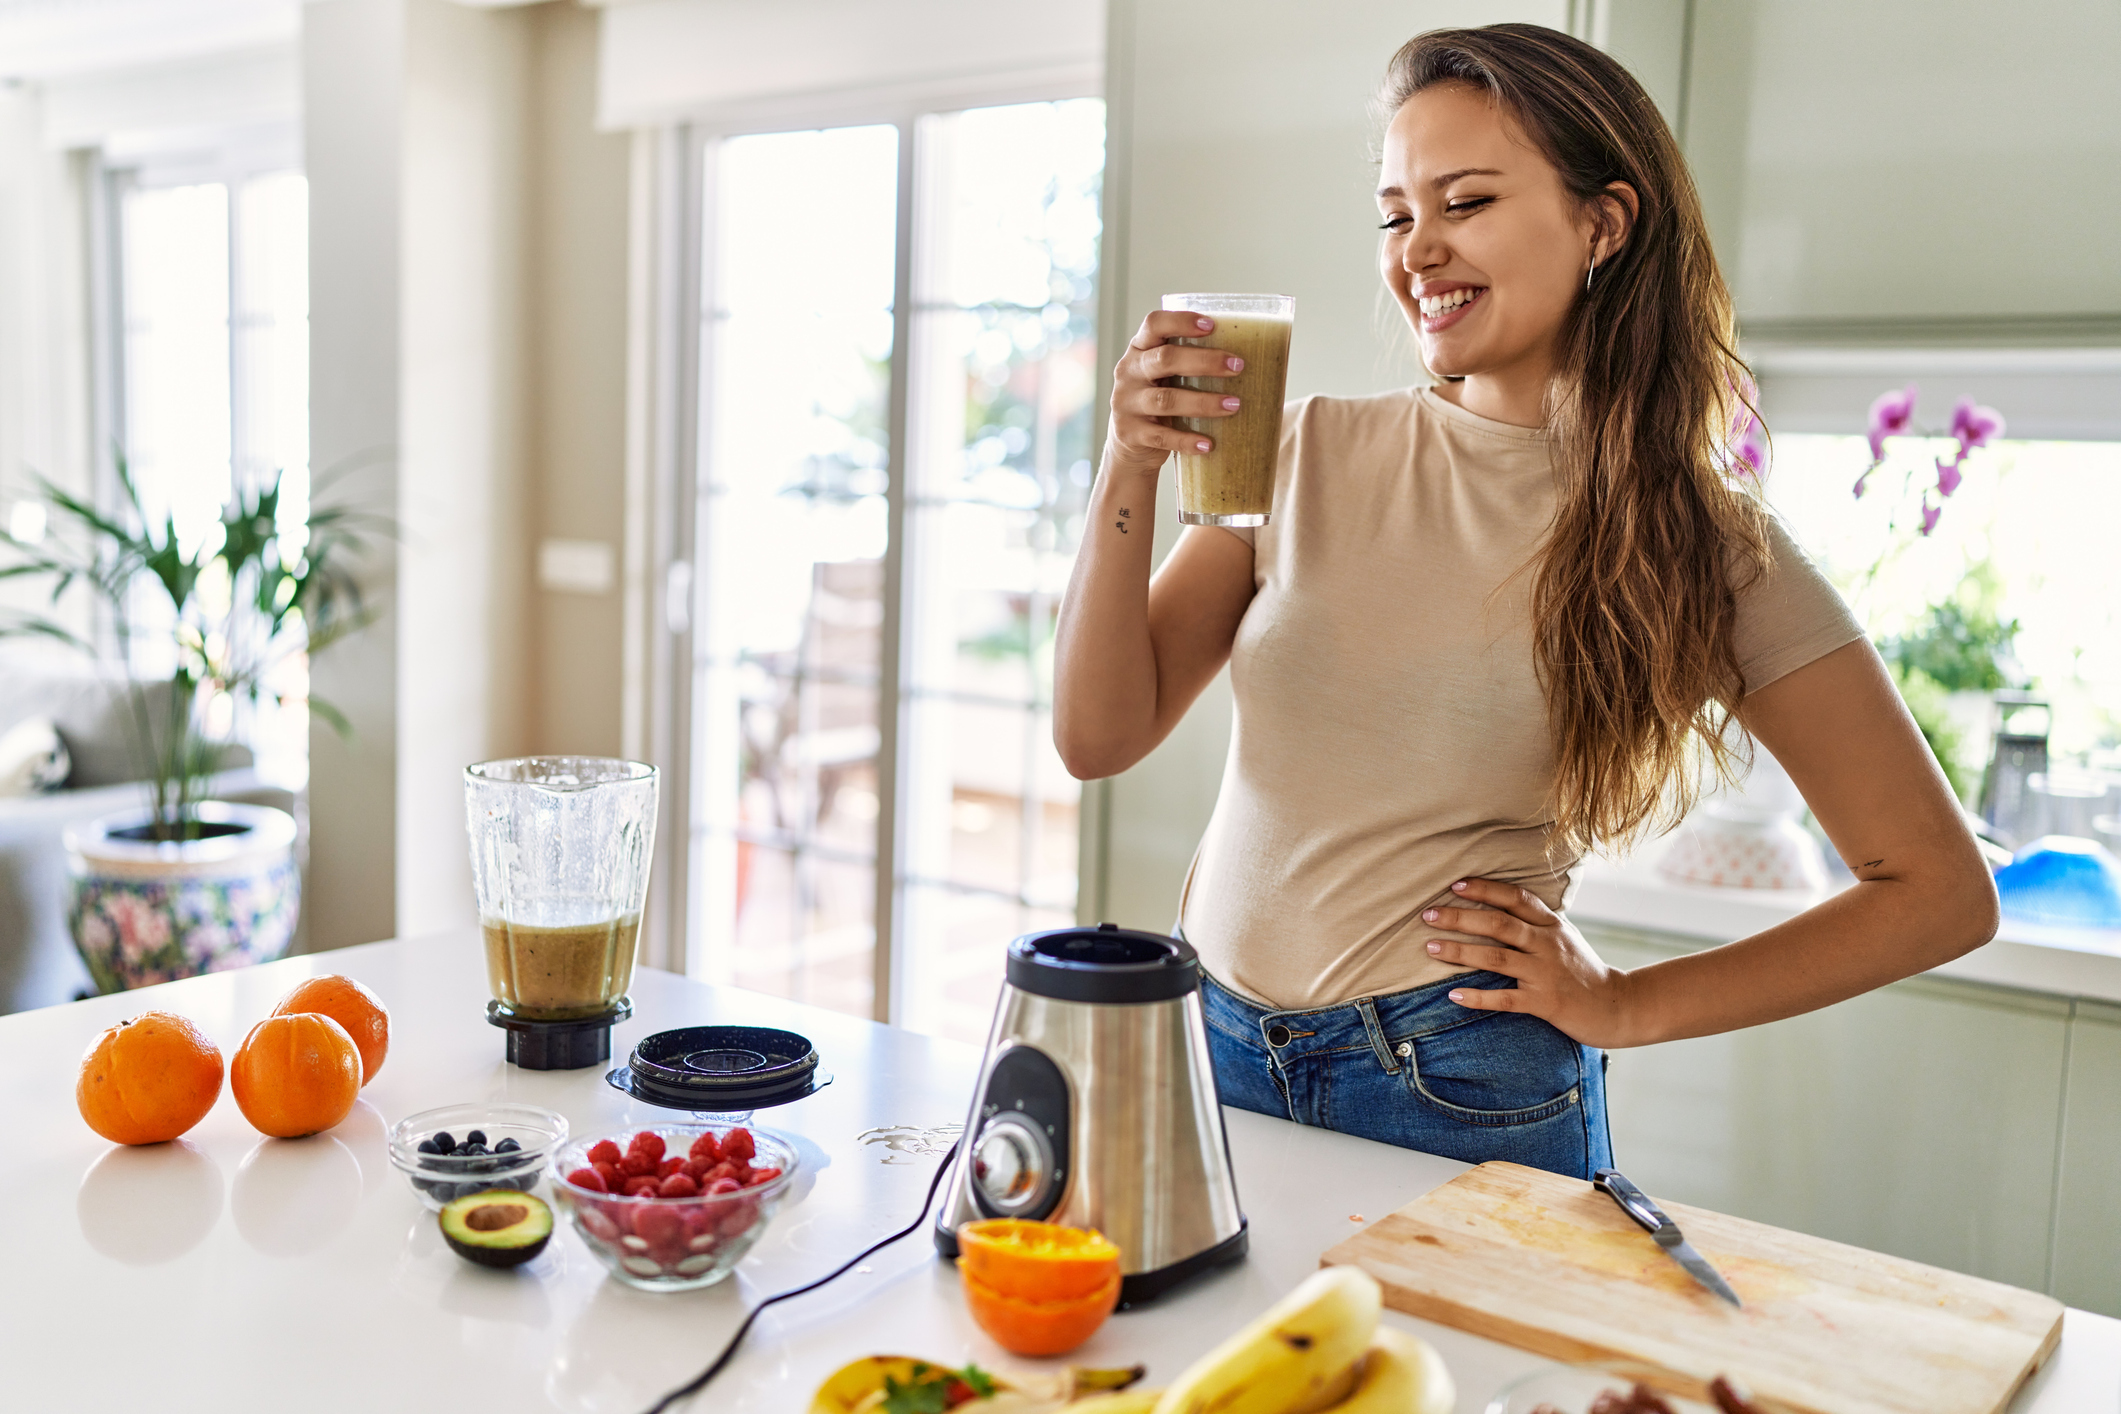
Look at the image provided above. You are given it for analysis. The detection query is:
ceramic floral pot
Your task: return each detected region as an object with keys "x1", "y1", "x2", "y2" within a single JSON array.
[{"x1": 64, "y1": 801, "x2": 300, "y2": 993}]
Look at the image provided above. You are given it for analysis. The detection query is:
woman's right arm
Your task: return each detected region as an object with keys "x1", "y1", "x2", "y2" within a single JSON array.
[{"x1": 1053, "y1": 310, "x2": 1261, "y2": 780}]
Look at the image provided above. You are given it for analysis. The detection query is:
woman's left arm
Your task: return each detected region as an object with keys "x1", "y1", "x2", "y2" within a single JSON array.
[{"x1": 1422, "y1": 637, "x2": 2000, "y2": 1048}]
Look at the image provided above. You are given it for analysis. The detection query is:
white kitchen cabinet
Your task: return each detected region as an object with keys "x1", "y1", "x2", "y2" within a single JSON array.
[
  {"x1": 1682, "y1": 0, "x2": 2121, "y2": 339},
  {"x1": 2053, "y1": 1000, "x2": 2121, "y2": 1315},
  {"x1": 1591, "y1": 923, "x2": 2071, "y2": 1294}
]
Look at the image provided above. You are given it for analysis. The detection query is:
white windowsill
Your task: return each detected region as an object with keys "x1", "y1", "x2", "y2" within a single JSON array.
[{"x1": 1574, "y1": 831, "x2": 2121, "y2": 1007}]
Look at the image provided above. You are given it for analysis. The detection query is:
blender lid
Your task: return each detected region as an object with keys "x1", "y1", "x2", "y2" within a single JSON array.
[
  {"x1": 612, "y1": 1025, "x2": 831, "y2": 1109},
  {"x1": 1006, "y1": 923, "x2": 1200, "y2": 1004}
]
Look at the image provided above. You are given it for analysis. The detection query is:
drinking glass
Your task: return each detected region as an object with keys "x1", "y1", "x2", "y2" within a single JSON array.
[
  {"x1": 1161, "y1": 293, "x2": 1295, "y2": 526},
  {"x1": 465, "y1": 757, "x2": 658, "y2": 1021}
]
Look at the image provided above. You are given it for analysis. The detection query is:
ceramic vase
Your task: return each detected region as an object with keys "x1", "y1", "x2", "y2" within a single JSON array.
[
  {"x1": 1658, "y1": 747, "x2": 1828, "y2": 891},
  {"x1": 64, "y1": 801, "x2": 300, "y2": 993}
]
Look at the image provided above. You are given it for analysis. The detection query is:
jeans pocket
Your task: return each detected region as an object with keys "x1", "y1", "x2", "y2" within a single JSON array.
[{"x1": 1392, "y1": 1009, "x2": 1582, "y2": 1128}]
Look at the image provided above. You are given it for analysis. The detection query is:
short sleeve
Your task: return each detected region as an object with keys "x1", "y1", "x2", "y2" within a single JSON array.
[{"x1": 1732, "y1": 513, "x2": 1866, "y2": 696}]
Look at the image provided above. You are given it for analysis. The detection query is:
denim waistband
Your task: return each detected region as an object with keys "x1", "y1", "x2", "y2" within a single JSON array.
[{"x1": 1198, "y1": 967, "x2": 1516, "y2": 1077}]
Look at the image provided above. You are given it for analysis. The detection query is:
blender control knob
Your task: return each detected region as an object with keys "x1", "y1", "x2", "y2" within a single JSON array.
[{"x1": 971, "y1": 1115, "x2": 1051, "y2": 1215}]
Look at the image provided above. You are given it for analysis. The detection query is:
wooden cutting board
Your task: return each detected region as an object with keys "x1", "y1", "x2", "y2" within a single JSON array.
[{"x1": 1322, "y1": 1162, "x2": 2063, "y2": 1414}]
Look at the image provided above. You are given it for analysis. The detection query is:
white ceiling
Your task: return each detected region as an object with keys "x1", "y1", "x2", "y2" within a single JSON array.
[{"x1": 0, "y1": 0, "x2": 299, "y2": 81}]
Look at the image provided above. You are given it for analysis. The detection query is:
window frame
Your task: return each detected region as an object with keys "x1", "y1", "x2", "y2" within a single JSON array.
[{"x1": 652, "y1": 77, "x2": 1101, "y2": 1025}]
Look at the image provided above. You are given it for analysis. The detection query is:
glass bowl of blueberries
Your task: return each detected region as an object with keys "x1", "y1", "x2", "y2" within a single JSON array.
[{"x1": 388, "y1": 1102, "x2": 569, "y2": 1211}]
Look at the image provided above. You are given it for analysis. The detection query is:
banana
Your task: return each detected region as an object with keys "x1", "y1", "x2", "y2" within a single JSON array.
[
  {"x1": 1152, "y1": 1267, "x2": 1383, "y2": 1414},
  {"x1": 1060, "y1": 1392, "x2": 1165, "y2": 1414},
  {"x1": 1318, "y1": 1329, "x2": 1454, "y2": 1414}
]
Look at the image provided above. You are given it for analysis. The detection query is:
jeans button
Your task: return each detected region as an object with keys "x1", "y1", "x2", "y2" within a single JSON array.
[
  {"x1": 1395, "y1": 1041, "x2": 1412, "y2": 1058},
  {"x1": 1265, "y1": 1023, "x2": 1293, "y2": 1048}
]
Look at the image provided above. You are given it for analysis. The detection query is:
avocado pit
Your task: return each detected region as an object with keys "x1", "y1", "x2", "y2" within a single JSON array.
[{"x1": 439, "y1": 1188, "x2": 553, "y2": 1268}]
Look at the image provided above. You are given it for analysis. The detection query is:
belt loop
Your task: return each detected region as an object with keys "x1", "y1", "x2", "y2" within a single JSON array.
[{"x1": 1353, "y1": 997, "x2": 1400, "y2": 1074}]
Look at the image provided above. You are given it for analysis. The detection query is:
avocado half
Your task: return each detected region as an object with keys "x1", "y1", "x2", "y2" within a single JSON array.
[{"x1": 439, "y1": 1189, "x2": 553, "y2": 1268}]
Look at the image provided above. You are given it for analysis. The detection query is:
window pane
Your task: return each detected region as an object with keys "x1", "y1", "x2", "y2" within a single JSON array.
[
  {"x1": 899, "y1": 99, "x2": 1103, "y2": 1042},
  {"x1": 694, "y1": 125, "x2": 898, "y2": 1014},
  {"x1": 1768, "y1": 434, "x2": 2121, "y2": 783},
  {"x1": 122, "y1": 182, "x2": 231, "y2": 559}
]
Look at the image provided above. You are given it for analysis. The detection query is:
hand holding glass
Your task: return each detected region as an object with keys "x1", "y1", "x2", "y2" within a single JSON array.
[{"x1": 1161, "y1": 293, "x2": 1295, "y2": 526}]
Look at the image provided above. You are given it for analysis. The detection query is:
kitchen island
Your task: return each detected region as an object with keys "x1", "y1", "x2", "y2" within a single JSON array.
[{"x1": 3, "y1": 933, "x2": 2115, "y2": 1412}]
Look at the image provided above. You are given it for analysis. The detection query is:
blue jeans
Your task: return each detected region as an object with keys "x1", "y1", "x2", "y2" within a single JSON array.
[{"x1": 1201, "y1": 970, "x2": 1614, "y2": 1178}]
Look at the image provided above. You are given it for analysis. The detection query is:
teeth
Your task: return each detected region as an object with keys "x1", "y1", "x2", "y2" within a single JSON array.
[{"x1": 1418, "y1": 287, "x2": 1482, "y2": 316}]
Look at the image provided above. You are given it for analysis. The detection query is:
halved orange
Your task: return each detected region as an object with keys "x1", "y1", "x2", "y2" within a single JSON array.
[
  {"x1": 960, "y1": 1266, "x2": 1122, "y2": 1356},
  {"x1": 957, "y1": 1218, "x2": 1121, "y2": 1303}
]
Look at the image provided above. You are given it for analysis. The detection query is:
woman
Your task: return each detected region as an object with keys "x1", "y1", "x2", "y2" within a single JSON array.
[{"x1": 1051, "y1": 24, "x2": 1997, "y2": 1179}]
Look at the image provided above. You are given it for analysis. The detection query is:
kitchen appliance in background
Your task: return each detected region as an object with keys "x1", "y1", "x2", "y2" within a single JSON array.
[
  {"x1": 1979, "y1": 693, "x2": 2051, "y2": 847},
  {"x1": 934, "y1": 925, "x2": 1248, "y2": 1306}
]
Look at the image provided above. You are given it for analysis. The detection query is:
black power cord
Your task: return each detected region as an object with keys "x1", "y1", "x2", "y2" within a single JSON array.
[{"x1": 641, "y1": 1139, "x2": 963, "y2": 1414}]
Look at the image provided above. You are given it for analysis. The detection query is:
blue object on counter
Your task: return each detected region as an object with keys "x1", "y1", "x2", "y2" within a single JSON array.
[{"x1": 1996, "y1": 835, "x2": 2121, "y2": 928}]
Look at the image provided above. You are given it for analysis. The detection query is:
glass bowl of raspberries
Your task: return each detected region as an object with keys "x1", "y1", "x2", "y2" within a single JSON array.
[{"x1": 553, "y1": 1124, "x2": 799, "y2": 1290}]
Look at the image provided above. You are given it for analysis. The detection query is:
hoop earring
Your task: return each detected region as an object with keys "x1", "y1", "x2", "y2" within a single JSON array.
[{"x1": 1585, "y1": 258, "x2": 1597, "y2": 292}]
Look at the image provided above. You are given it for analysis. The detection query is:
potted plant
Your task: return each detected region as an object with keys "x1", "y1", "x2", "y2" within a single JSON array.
[{"x1": 0, "y1": 460, "x2": 378, "y2": 991}]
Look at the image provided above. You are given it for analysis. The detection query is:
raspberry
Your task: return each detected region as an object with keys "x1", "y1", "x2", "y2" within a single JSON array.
[
  {"x1": 682, "y1": 1156, "x2": 712, "y2": 1181},
  {"x1": 658, "y1": 1156, "x2": 684, "y2": 1179},
  {"x1": 622, "y1": 1175, "x2": 660, "y2": 1198},
  {"x1": 580, "y1": 1206, "x2": 622, "y2": 1243},
  {"x1": 567, "y1": 1167, "x2": 608, "y2": 1193},
  {"x1": 632, "y1": 1204, "x2": 684, "y2": 1249},
  {"x1": 705, "y1": 1161, "x2": 737, "y2": 1185},
  {"x1": 618, "y1": 1151, "x2": 657, "y2": 1179},
  {"x1": 721, "y1": 1128, "x2": 755, "y2": 1162},
  {"x1": 688, "y1": 1132, "x2": 722, "y2": 1164},
  {"x1": 594, "y1": 1161, "x2": 623, "y2": 1191},
  {"x1": 717, "y1": 1198, "x2": 760, "y2": 1236},
  {"x1": 706, "y1": 1176, "x2": 741, "y2": 1196},
  {"x1": 587, "y1": 1139, "x2": 623, "y2": 1167},
  {"x1": 745, "y1": 1166, "x2": 782, "y2": 1188},
  {"x1": 658, "y1": 1173, "x2": 700, "y2": 1198},
  {"x1": 629, "y1": 1131, "x2": 667, "y2": 1163}
]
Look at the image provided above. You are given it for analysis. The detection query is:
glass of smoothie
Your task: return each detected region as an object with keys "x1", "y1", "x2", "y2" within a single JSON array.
[
  {"x1": 465, "y1": 757, "x2": 658, "y2": 1022},
  {"x1": 1161, "y1": 293, "x2": 1295, "y2": 525}
]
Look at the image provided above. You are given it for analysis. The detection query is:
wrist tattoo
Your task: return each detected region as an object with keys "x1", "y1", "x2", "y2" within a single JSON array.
[{"x1": 1115, "y1": 506, "x2": 1131, "y2": 534}]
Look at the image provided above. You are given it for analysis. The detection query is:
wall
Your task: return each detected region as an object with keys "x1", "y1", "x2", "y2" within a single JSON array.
[
  {"x1": 526, "y1": 0, "x2": 631, "y2": 758},
  {"x1": 305, "y1": 0, "x2": 632, "y2": 948},
  {"x1": 303, "y1": 0, "x2": 403, "y2": 951},
  {"x1": 0, "y1": 87, "x2": 93, "y2": 637},
  {"x1": 1089, "y1": 0, "x2": 1574, "y2": 929},
  {"x1": 394, "y1": 0, "x2": 536, "y2": 936}
]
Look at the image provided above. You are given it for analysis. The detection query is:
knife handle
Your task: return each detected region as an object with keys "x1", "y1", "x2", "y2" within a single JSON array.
[{"x1": 1593, "y1": 1168, "x2": 1671, "y2": 1234}]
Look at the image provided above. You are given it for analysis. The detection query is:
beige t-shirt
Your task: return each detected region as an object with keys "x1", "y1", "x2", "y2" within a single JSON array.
[{"x1": 1178, "y1": 386, "x2": 1863, "y2": 1012}]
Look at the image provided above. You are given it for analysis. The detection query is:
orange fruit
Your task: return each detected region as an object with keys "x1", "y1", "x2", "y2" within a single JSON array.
[
  {"x1": 957, "y1": 1218, "x2": 1122, "y2": 1302},
  {"x1": 76, "y1": 1011, "x2": 224, "y2": 1145},
  {"x1": 230, "y1": 1012, "x2": 362, "y2": 1138},
  {"x1": 271, "y1": 974, "x2": 390, "y2": 1085},
  {"x1": 961, "y1": 1266, "x2": 1122, "y2": 1356}
]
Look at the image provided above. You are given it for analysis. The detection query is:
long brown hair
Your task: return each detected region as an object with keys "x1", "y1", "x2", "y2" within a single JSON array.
[{"x1": 1381, "y1": 24, "x2": 1771, "y2": 853}]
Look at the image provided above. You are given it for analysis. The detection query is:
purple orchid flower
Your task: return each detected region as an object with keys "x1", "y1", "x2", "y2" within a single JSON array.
[
  {"x1": 1733, "y1": 410, "x2": 1768, "y2": 478},
  {"x1": 1867, "y1": 384, "x2": 1919, "y2": 463},
  {"x1": 1936, "y1": 455, "x2": 1964, "y2": 498},
  {"x1": 1919, "y1": 500, "x2": 1942, "y2": 536},
  {"x1": 1950, "y1": 397, "x2": 2005, "y2": 455}
]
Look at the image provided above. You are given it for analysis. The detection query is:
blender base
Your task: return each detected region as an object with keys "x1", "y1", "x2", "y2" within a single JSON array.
[{"x1": 486, "y1": 997, "x2": 633, "y2": 1070}]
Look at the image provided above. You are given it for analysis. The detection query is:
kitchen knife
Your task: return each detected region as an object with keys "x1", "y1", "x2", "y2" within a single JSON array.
[{"x1": 1592, "y1": 1167, "x2": 1743, "y2": 1308}]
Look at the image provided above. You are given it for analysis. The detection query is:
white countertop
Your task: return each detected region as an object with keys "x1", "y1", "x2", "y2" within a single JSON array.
[
  {"x1": 1574, "y1": 838, "x2": 2121, "y2": 1005},
  {"x1": 4, "y1": 933, "x2": 2116, "y2": 1412}
]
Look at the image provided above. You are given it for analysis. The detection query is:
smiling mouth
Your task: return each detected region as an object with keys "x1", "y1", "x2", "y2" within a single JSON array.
[{"x1": 1417, "y1": 286, "x2": 1486, "y2": 329}]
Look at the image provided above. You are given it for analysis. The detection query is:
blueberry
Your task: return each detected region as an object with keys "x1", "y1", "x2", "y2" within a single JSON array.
[
  {"x1": 411, "y1": 1177, "x2": 434, "y2": 1195},
  {"x1": 459, "y1": 1143, "x2": 488, "y2": 1157},
  {"x1": 417, "y1": 1138, "x2": 441, "y2": 1156},
  {"x1": 464, "y1": 1130, "x2": 487, "y2": 1148},
  {"x1": 432, "y1": 1132, "x2": 456, "y2": 1154},
  {"x1": 493, "y1": 1137, "x2": 521, "y2": 1154}
]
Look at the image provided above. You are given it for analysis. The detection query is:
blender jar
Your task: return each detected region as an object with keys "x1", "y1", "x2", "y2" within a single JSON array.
[{"x1": 465, "y1": 757, "x2": 658, "y2": 1022}]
